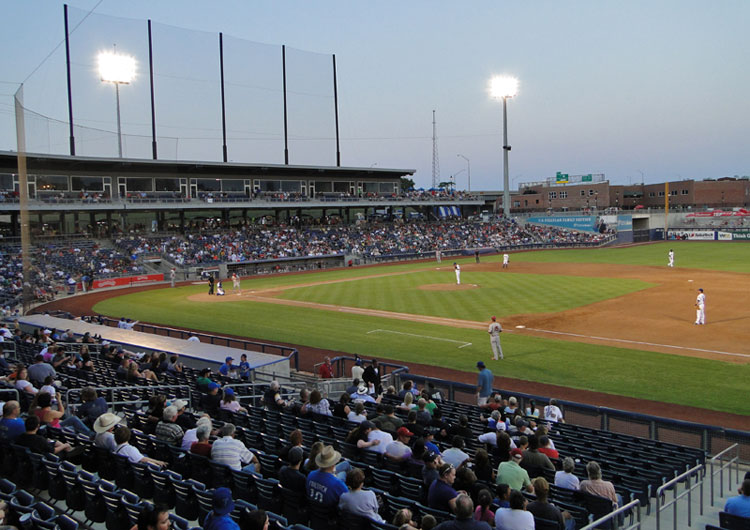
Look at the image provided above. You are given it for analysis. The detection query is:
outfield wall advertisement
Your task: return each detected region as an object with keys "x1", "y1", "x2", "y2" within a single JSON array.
[
  {"x1": 668, "y1": 230, "x2": 750, "y2": 241},
  {"x1": 92, "y1": 273, "x2": 164, "y2": 289},
  {"x1": 527, "y1": 216, "x2": 597, "y2": 232}
]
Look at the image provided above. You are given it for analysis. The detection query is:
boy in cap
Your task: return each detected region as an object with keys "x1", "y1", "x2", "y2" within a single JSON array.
[{"x1": 203, "y1": 487, "x2": 239, "y2": 530}]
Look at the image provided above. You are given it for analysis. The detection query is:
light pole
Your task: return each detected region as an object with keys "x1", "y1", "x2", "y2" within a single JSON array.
[
  {"x1": 98, "y1": 48, "x2": 136, "y2": 158},
  {"x1": 490, "y1": 75, "x2": 519, "y2": 216},
  {"x1": 457, "y1": 154, "x2": 471, "y2": 192}
]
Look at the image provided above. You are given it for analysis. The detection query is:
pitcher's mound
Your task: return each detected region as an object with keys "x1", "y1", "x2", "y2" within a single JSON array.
[{"x1": 419, "y1": 283, "x2": 479, "y2": 291}]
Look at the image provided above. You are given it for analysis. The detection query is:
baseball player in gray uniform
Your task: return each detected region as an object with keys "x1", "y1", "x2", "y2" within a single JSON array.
[
  {"x1": 488, "y1": 316, "x2": 503, "y2": 360},
  {"x1": 695, "y1": 288, "x2": 705, "y2": 325},
  {"x1": 668, "y1": 249, "x2": 674, "y2": 267},
  {"x1": 454, "y1": 262, "x2": 461, "y2": 285}
]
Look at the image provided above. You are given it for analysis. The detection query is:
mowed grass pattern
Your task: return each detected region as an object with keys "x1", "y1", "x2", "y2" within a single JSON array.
[{"x1": 279, "y1": 271, "x2": 653, "y2": 320}]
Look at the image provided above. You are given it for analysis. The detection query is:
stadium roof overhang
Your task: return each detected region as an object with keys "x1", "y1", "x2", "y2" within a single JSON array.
[{"x1": 0, "y1": 151, "x2": 415, "y2": 180}]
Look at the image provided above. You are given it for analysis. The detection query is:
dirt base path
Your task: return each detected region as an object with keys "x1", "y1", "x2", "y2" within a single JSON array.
[{"x1": 36, "y1": 262, "x2": 750, "y2": 430}]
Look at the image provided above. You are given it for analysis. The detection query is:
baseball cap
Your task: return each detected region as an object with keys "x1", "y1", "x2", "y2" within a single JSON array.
[
  {"x1": 208, "y1": 382, "x2": 221, "y2": 390},
  {"x1": 224, "y1": 388, "x2": 235, "y2": 396},
  {"x1": 491, "y1": 316, "x2": 496, "y2": 321},
  {"x1": 510, "y1": 448, "x2": 524, "y2": 459},
  {"x1": 360, "y1": 420, "x2": 375, "y2": 430},
  {"x1": 397, "y1": 426, "x2": 414, "y2": 438},
  {"x1": 423, "y1": 451, "x2": 438, "y2": 463},
  {"x1": 225, "y1": 356, "x2": 234, "y2": 362},
  {"x1": 476, "y1": 361, "x2": 485, "y2": 368},
  {"x1": 212, "y1": 487, "x2": 234, "y2": 516},
  {"x1": 172, "y1": 399, "x2": 188, "y2": 410}
]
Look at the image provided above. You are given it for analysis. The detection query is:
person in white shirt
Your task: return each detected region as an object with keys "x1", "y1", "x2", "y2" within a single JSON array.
[
  {"x1": 544, "y1": 399, "x2": 564, "y2": 424},
  {"x1": 502, "y1": 253, "x2": 510, "y2": 269},
  {"x1": 495, "y1": 490, "x2": 535, "y2": 530},
  {"x1": 454, "y1": 263, "x2": 461, "y2": 285},
  {"x1": 488, "y1": 316, "x2": 503, "y2": 360},
  {"x1": 668, "y1": 249, "x2": 674, "y2": 268},
  {"x1": 554, "y1": 457, "x2": 580, "y2": 490},
  {"x1": 695, "y1": 288, "x2": 706, "y2": 325},
  {"x1": 384, "y1": 427, "x2": 413, "y2": 462},
  {"x1": 366, "y1": 425, "x2": 393, "y2": 455}
]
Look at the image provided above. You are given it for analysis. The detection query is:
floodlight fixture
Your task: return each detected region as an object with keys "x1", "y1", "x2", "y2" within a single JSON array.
[
  {"x1": 98, "y1": 49, "x2": 137, "y2": 158},
  {"x1": 489, "y1": 75, "x2": 519, "y2": 99}
]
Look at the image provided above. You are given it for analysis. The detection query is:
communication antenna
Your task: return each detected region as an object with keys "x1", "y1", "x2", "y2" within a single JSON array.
[{"x1": 431, "y1": 110, "x2": 440, "y2": 189}]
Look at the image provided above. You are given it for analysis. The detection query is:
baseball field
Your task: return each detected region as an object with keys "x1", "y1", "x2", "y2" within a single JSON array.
[{"x1": 87, "y1": 241, "x2": 750, "y2": 417}]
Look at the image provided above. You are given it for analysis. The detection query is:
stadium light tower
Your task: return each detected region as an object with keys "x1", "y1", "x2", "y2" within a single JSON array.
[
  {"x1": 98, "y1": 49, "x2": 136, "y2": 158},
  {"x1": 489, "y1": 75, "x2": 518, "y2": 216}
]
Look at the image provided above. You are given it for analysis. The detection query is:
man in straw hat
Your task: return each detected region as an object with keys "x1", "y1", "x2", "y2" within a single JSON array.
[
  {"x1": 93, "y1": 412, "x2": 123, "y2": 452},
  {"x1": 305, "y1": 445, "x2": 348, "y2": 509}
]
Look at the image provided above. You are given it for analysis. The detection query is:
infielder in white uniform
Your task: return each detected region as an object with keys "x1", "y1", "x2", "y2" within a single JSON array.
[
  {"x1": 454, "y1": 262, "x2": 461, "y2": 285},
  {"x1": 435, "y1": 249, "x2": 442, "y2": 263},
  {"x1": 502, "y1": 253, "x2": 510, "y2": 269},
  {"x1": 668, "y1": 249, "x2": 674, "y2": 267},
  {"x1": 695, "y1": 288, "x2": 705, "y2": 325},
  {"x1": 169, "y1": 268, "x2": 176, "y2": 287},
  {"x1": 231, "y1": 273, "x2": 241, "y2": 295},
  {"x1": 488, "y1": 316, "x2": 503, "y2": 360}
]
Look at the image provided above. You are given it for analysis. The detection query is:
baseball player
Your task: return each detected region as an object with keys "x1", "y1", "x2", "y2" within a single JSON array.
[
  {"x1": 170, "y1": 268, "x2": 176, "y2": 287},
  {"x1": 488, "y1": 316, "x2": 503, "y2": 360},
  {"x1": 695, "y1": 288, "x2": 705, "y2": 325},
  {"x1": 668, "y1": 249, "x2": 674, "y2": 267},
  {"x1": 435, "y1": 249, "x2": 442, "y2": 263},
  {"x1": 502, "y1": 253, "x2": 510, "y2": 269},
  {"x1": 454, "y1": 262, "x2": 461, "y2": 285},
  {"x1": 232, "y1": 273, "x2": 241, "y2": 295}
]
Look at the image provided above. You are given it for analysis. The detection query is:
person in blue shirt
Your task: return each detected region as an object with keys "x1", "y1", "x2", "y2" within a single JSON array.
[
  {"x1": 238, "y1": 354, "x2": 251, "y2": 380},
  {"x1": 219, "y1": 357, "x2": 236, "y2": 378},
  {"x1": 476, "y1": 361, "x2": 493, "y2": 406},
  {"x1": 0, "y1": 401, "x2": 26, "y2": 442},
  {"x1": 724, "y1": 479, "x2": 750, "y2": 518},
  {"x1": 203, "y1": 487, "x2": 239, "y2": 530},
  {"x1": 306, "y1": 445, "x2": 348, "y2": 509}
]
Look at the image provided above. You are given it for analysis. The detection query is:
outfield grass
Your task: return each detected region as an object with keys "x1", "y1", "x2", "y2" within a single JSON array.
[{"x1": 93, "y1": 241, "x2": 750, "y2": 416}]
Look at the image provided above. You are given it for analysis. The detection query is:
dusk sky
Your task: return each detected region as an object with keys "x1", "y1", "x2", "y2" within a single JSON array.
[{"x1": 1, "y1": 0, "x2": 748, "y2": 190}]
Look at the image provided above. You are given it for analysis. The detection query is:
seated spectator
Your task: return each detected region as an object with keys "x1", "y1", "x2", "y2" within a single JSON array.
[
  {"x1": 496, "y1": 449, "x2": 533, "y2": 493},
  {"x1": 347, "y1": 401, "x2": 367, "y2": 423},
  {"x1": 201, "y1": 383, "x2": 223, "y2": 416},
  {"x1": 422, "y1": 451, "x2": 441, "y2": 487},
  {"x1": 166, "y1": 355, "x2": 183, "y2": 373},
  {"x1": 544, "y1": 399, "x2": 564, "y2": 424},
  {"x1": 538, "y1": 435, "x2": 559, "y2": 460},
  {"x1": 351, "y1": 384, "x2": 380, "y2": 404},
  {"x1": 435, "y1": 494, "x2": 491, "y2": 530},
  {"x1": 219, "y1": 356, "x2": 236, "y2": 378},
  {"x1": 366, "y1": 422, "x2": 393, "y2": 454},
  {"x1": 527, "y1": 477, "x2": 567, "y2": 530},
  {"x1": 504, "y1": 397, "x2": 518, "y2": 415},
  {"x1": 429, "y1": 408, "x2": 450, "y2": 442},
  {"x1": 0, "y1": 401, "x2": 26, "y2": 442},
  {"x1": 155, "y1": 406, "x2": 184, "y2": 446},
  {"x1": 398, "y1": 391, "x2": 416, "y2": 412},
  {"x1": 423, "y1": 428, "x2": 441, "y2": 455},
  {"x1": 203, "y1": 487, "x2": 239, "y2": 530},
  {"x1": 304, "y1": 389, "x2": 332, "y2": 416},
  {"x1": 338, "y1": 467, "x2": 384, "y2": 522},
  {"x1": 448, "y1": 414, "x2": 474, "y2": 439},
  {"x1": 27, "y1": 354, "x2": 56, "y2": 387},
  {"x1": 415, "y1": 398, "x2": 432, "y2": 425},
  {"x1": 243, "y1": 509, "x2": 269, "y2": 530},
  {"x1": 495, "y1": 490, "x2": 534, "y2": 530},
  {"x1": 441, "y1": 436, "x2": 471, "y2": 469},
  {"x1": 279, "y1": 446, "x2": 306, "y2": 494},
  {"x1": 398, "y1": 381, "x2": 418, "y2": 400},
  {"x1": 126, "y1": 360, "x2": 159, "y2": 383},
  {"x1": 211, "y1": 423, "x2": 260, "y2": 473},
  {"x1": 306, "y1": 445, "x2": 348, "y2": 509},
  {"x1": 78, "y1": 387, "x2": 108, "y2": 428},
  {"x1": 428, "y1": 463, "x2": 463, "y2": 514},
  {"x1": 33, "y1": 391, "x2": 94, "y2": 437},
  {"x1": 171, "y1": 399, "x2": 195, "y2": 431},
  {"x1": 427, "y1": 381, "x2": 443, "y2": 402},
  {"x1": 579, "y1": 461, "x2": 620, "y2": 510},
  {"x1": 220, "y1": 388, "x2": 247, "y2": 414},
  {"x1": 190, "y1": 423, "x2": 213, "y2": 457},
  {"x1": 494, "y1": 483, "x2": 511, "y2": 509},
  {"x1": 373, "y1": 403, "x2": 403, "y2": 434},
  {"x1": 392, "y1": 508, "x2": 418, "y2": 529},
  {"x1": 182, "y1": 416, "x2": 213, "y2": 450},
  {"x1": 404, "y1": 410, "x2": 425, "y2": 438},
  {"x1": 525, "y1": 399, "x2": 540, "y2": 419},
  {"x1": 522, "y1": 434, "x2": 555, "y2": 472},
  {"x1": 346, "y1": 420, "x2": 381, "y2": 451},
  {"x1": 385, "y1": 426, "x2": 414, "y2": 462},
  {"x1": 196, "y1": 368, "x2": 213, "y2": 391},
  {"x1": 13, "y1": 366, "x2": 38, "y2": 396},
  {"x1": 263, "y1": 381, "x2": 287, "y2": 411},
  {"x1": 135, "y1": 503, "x2": 172, "y2": 530},
  {"x1": 114, "y1": 426, "x2": 166, "y2": 466},
  {"x1": 473, "y1": 448, "x2": 495, "y2": 483},
  {"x1": 474, "y1": 488, "x2": 495, "y2": 526},
  {"x1": 94, "y1": 412, "x2": 123, "y2": 452},
  {"x1": 17, "y1": 415, "x2": 80, "y2": 457},
  {"x1": 554, "y1": 457, "x2": 580, "y2": 490},
  {"x1": 724, "y1": 479, "x2": 750, "y2": 518},
  {"x1": 279, "y1": 429, "x2": 304, "y2": 461},
  {"x1": 288, "y1": 388, "x2": 310, "y2": 417}
]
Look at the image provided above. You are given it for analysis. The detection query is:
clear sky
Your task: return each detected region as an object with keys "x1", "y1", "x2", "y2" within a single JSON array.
[{"x1": 1, "y1": 0, "x2": 748, "y2": 190}]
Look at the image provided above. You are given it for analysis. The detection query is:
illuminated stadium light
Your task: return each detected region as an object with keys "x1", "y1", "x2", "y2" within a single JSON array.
[
  {"x1": 489, "y1": 75, "x2": 518, "y2": 99},
  {"x1": 98, "y1": 51, "x2": 137, "y2": 84},
  {"x1": 489, "y1": 75, "x2": 519, "y2": 216},
  {"x1": 98, "y1": 50, "x2": 137, "y2": 158}
]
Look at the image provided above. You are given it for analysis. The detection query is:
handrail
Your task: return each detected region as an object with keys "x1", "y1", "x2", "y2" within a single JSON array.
[
  {"x1": 218, "y1": 380, "x2": 307, "y2": 408},
  {"x1": 0, "y1": 388, "x2": 21, "y2": 402},
  {"x1": 580, "y1": 499, "x2": 641, "y2": 530},
  {"x1": 655, "y1": 463, "x2": 705, "y2": 530},
  {"x1": 709, "y1": 443, "x2": 740, "y2": 506},
  {"x1": 63, "y1": 384, "x2": 193, "y2": 413}
]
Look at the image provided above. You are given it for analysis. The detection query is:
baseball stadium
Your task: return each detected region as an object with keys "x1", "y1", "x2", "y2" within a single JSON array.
[{"x1": 1, "y1": 3, "x2": 749, "y2": 530}]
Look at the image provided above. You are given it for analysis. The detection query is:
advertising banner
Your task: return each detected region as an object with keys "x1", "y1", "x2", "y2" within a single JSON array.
[
  {"x1": 730, "y1": 231, "x2": 750, "y2": 240},
  {"x1": 92, "y1": 273, "x2": 164, "y2": 289},
  {"x1": 616, "y1": 215, "x2": 633, "y2": 231},
  {"x1": 668, "y1": 230, "x2": 715, "y2": 241},
  {"x1": 528, "y1": 215, "x2": 597, "y2": 232}
]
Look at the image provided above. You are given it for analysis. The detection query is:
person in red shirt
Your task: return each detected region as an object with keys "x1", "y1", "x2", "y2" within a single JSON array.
[
  {"x1": 537, "y1": 434, "x2": 559, "y2": 460},
  {"x1": 318, "y1": 356, "x2": 334, "y2": 379}
]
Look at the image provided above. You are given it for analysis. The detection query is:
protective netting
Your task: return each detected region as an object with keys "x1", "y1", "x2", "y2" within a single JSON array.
[{"x1": 12, "y1": 6, "x2": 337, "y2": 165}]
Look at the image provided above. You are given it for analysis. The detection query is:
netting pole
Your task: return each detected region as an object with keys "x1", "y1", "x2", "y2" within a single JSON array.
[
  {"x1": 148, "y1": 20, "x2": 158, "y2": 160},
  {"x1": 64, "y1": 4, "x2": 76, "y2": 155},
  {"x1": 219, "y1": 32, "x2": 228, "y2": 163},
  {"x1": 14, "y1": 86, "x2": 32, "y2": 315},
  {"x1": 333, "y1": 54, "x2": 341, "y2": 167},
  {"x1": 282, "y1": 44, "x2": 289, "y2": 165}
]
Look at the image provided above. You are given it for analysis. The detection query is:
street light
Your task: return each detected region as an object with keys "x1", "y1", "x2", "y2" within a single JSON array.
[
  {"x1": 457, "y1": 154, "x2": 471, "y2": 192},
  {"x1": 489, "y1": 75, "x2": 519, "y2": 216},
  {"x1": 98, "y1": 49, "x2": 136, "y2": 158}
]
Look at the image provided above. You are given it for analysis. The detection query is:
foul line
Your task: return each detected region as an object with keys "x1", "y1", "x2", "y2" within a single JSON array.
[
  {"x1": 522, "y1": 327, "x2": 750, "y2": 359},
  {"x1": 367, "y1": 329, "x2": 473, "y2": 349}
]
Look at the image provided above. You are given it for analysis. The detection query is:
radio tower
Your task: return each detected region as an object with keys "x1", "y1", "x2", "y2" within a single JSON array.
[{"x1": 431, "y1": 110, "x2": 440, "y2": 189}]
